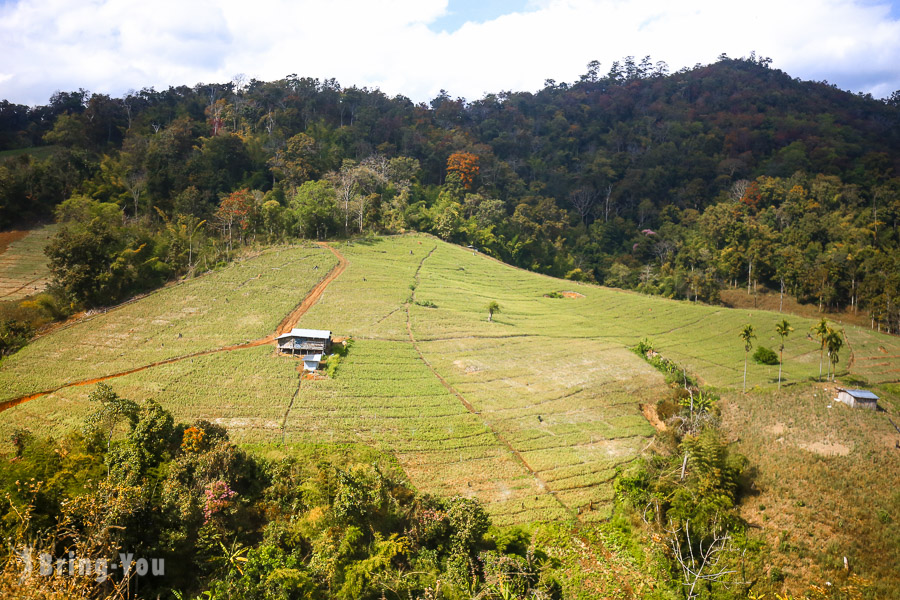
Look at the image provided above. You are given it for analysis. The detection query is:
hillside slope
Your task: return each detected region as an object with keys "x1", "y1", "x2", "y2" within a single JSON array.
[
  {"x1": 0, "y1": 223, "x2": 58, "y2": 301},
  {"x1": 1, "y1": 234, "x2": 898, "y2": 532}
]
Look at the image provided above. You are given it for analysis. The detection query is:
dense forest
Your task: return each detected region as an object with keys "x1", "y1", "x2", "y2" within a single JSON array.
[{"x1": 1, "y1": 53, "x2": 900, "y2": 334}]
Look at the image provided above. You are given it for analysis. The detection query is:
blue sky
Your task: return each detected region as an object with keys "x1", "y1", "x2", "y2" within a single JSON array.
[
  {"x1": 428, "y1": 0, "x2": 535, "y2": 32},
  {"x1": 1, "y1": 0, "x2": 899, "y2": 106}
]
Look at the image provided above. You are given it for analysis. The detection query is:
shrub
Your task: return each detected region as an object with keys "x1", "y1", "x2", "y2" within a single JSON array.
[
  {"x1": 753, "y1": 346, "x2": 779, "y2": 365},
  {"x1": 0, "y1": 319, "x2": 34, "y2": 356},
  {"x1": 634, "y1": 338, "x2": 654, "y2": 355},
  {"x1": 325, "y1": 339, "x2": 353, "y2": 378}
]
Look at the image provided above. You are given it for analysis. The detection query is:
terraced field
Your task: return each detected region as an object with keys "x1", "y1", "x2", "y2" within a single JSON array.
[
  {"x1": 1, "y1": 233, "x2": 898, "y2": 525},
  {"x1": 0, "y1": 223, "x2": 58, "y2": 301},
  {"x1": 0, "y1": 243, "x2": 337, "y2": 401}
]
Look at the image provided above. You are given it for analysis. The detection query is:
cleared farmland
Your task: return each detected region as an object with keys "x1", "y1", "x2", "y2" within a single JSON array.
[
  {"x1": 0, "y1": 223, "x2": 58, "y2": 301},
  {"x1": 1, "y1": 233, "x2": 898, "y2": 525},
  {"x1": 0, "y1": 243, "x2": 337, "y2": 402}
]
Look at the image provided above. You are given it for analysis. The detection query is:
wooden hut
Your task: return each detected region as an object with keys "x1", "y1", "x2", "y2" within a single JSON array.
[
  {"x1": 276, "y1": 328, "x2": 332, "y2": 356},
  {"x1": 835, "y1": 388, "x2": 879, "y2": 410}
]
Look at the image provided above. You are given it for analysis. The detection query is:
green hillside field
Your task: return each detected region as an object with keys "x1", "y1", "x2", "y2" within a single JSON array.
[
  {"x1": 0, "y1": 223, "x2": 59, "y2": 301},
  {"x1": 1, "y1": 233, "x2": 899, "y2": 595},
  {"x1": 2, "y1": 234, "x2": 897, "y2": 527}
]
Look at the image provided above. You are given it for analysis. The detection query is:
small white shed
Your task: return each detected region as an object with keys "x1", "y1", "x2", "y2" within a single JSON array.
[
  {"x1": 835, "y1": 388, "x2": 879, "y2": 410},
  {"x1": 302, "y1": 353, "x2": 323, "y2": 372}
]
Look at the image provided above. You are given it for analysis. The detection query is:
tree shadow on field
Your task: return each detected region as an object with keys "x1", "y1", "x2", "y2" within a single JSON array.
[
  {"x1": 345, "y1": 236, "x2": 383, "y2": 247},
  {"x1": 738, "y1": 464, "x2": 760, "y2": 501}
]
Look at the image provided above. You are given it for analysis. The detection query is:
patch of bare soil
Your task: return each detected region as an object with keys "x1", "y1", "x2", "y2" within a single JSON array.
[
  {"x1": 798, "y1": 441, "x2": 851, "y2": 456},
  {"x1": 0, "y1": 230, "x2": 28, "y2": 256},
  {"x1": 640, "y1": 403, "x2": 666, "y2": 431},
  {"x1": 452, "y1": 359, "x2": 484, "y2": 374},
  {"x1": 560, "y1": 291, "x2": 585, "y2": 298},
  {"x1": 769, "y1": 422, "x2": 787, "y2": 435}
]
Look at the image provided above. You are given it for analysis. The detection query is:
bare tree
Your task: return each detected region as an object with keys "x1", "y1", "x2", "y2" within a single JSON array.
[
  {"x1": 263, "y1": 110, "x2": 276, "y2": 135},
  {"x1": 207, "y1": 88, "x2": 224, "y2": 135},
  {"x1": 331, "y1": 166, "x2": 359, "y2": 235},
  {"x1": 603, "y1": 184, "x2": 614, "y2": 222},
  {"x1": 330, "y1": 158, "x2": 389, "y2": 234},
  {"x1": 230, "y1": 73, "x2": 247, "y2": 132},
  {"x1": 124, "y1": 170, "x2": 147, "y2": 218},
  {"x1": 668, "y1": 518, "x2": 739, "y2": 599},
  {"x1": 569, "y1": 187, "x2": 598, "y2": 225},
  {"x1": 653, "y1": 239, "x2": 677, "y2": 264},
  {"x1": 729, "y1": 179, "x2": 750, "y2": 203}
]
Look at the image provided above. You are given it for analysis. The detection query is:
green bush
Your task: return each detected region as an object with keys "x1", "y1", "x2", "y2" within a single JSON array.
[
  {"x1": 325, "y1": 339, "x2": 353, "y2": 377},
  {"x1": 634, "y1": 338, "x2": 654, "y2": 355},
  {"x1": 753, "y1": 346, "x2": 779, "y2": 365}
]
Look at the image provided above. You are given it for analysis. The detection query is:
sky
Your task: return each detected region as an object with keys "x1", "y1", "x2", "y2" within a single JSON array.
[{"x1": 1, "y1": 0, "x2": 900, "y2": 107}]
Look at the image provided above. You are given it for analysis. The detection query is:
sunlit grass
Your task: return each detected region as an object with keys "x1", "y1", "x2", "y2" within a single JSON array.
[
  {"x1": 0, "y1": 223, "x2": 59, "y2": 301},
  {"x1": 1, "y1": 232, "x2": 897, "y2": 527}
]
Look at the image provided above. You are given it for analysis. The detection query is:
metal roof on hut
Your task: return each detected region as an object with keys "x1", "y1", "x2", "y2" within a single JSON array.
[
  {"x1": 277, "y1": 329, "x2": 332, "y2": 356},
  {"x1": 276, "y1": 328, "x2": 332, "y2": 340},
  {"x1": 835, "y1": 388, "x2": 879, "y2": 409}
]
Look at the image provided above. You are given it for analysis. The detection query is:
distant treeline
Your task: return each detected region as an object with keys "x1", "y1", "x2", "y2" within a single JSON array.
[{"x1": 1, "y1": 54, "x2": 899, "y2": 330}]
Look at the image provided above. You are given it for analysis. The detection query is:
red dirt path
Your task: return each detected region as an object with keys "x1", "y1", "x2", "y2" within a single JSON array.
[{"x1": 0, "y1": 242, "x2": 347, "y2": 412}]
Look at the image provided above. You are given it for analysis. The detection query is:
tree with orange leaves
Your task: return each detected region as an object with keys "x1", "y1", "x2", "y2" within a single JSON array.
[
  {"x1": 214, "y1": 189, "x2": 257, "y2": 252},
  {"x1": 446, "y1": 152, "x2": 479, "y2": 190}
]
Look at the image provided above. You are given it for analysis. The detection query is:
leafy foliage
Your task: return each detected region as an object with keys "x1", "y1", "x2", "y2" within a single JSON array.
[
  {"x1": 0, "y1": 387, "x2": 562, "y2": 599},
  {"x1": 752, "y1": 346, "x2": 779, "y2": 365}
]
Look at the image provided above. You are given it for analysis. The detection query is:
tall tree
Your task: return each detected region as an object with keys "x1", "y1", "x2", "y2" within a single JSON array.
[
  {"x1": 446, "y1": 152, "x2": 479, "y2": 190},
  {"x1": 775, "y1": 319, "x2": 794, "y2": 391},
  {"x1": 740, "y1": 324, "x2": 756, "y2": 393},
  {"x1": 214, "y1": 189, "x2": 257, "y2": 252},
  {"x1": 825, "y1": 328, "x2": 844, "y2": 381},
  {"x1": 812, "y1": 318, "x2": 829, "y2": 381}
]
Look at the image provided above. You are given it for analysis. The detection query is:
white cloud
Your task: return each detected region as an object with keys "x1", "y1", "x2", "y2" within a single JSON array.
[{"x1": 0, "y1": 0, "x2": 898, "y2": 106}]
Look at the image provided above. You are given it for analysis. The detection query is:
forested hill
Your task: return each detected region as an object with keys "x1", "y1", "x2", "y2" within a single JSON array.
[{"x1": 1, "y1": 54, "x2": 899, "y2": 331}]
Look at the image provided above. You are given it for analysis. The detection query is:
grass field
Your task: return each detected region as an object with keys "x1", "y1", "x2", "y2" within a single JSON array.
[
  {"x1": 0, "y1": 223, "x2": 59, "y2": 301},
  {"x1": 720, "y1": 382, "x2": 900, "y2": 596},
  {"x1": 1, "y1": 233, "x2": 898, "y2": 530},
  {"x1": 0, "y1": 243, "x2": 336, "y2": 401}
]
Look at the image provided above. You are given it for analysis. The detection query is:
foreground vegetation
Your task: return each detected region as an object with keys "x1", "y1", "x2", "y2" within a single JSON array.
[{"x1": 0, "y1": 385, "x2": 572, "y2": 599}]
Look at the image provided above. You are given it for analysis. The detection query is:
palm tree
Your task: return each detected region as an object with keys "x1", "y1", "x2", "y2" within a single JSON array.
[
  {"x1": 740, "y1": 324, "x2": 756, "y2": 393},
  {"x1": 826, "y1": 328, "x2": 844, "y2": 382},
  {"x1": 486, "y1": 301, "x2": 500, "y2": 322},
  {"x1": 775, "y1": 319, "x2": 794, "y2": 391},
  {"x1": 812, "y1": 318, "x2": 829, "y2": 381}
]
